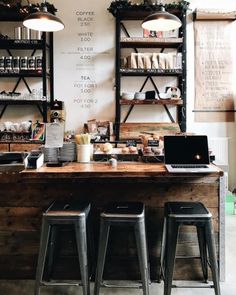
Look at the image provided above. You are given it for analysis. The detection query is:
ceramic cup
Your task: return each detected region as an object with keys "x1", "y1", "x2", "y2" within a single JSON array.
[
  {"x1": 20, "y1": 121, "x2": 32, "y2": 132},
  {"x1": 3, "y1": 121, "x2": 13, "y2": 131}
]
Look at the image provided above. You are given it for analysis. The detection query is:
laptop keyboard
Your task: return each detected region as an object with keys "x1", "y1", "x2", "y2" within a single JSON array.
[{"x1": 171, "y1": 165, "x2": 208, "y2": 168}]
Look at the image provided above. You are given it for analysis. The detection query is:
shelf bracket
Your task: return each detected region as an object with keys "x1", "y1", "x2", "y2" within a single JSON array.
[
  {"x1": 123, "y1": 105, "x2": 134, "y2": 123},
  {"x1": 121, "y1": 22, "x2": 138, "y2": 54},
  {"x1": 31, "y1": 49, "x2": 37, "y2": 57},
  {"x1": 123, "y1": 76, "x2": 150, "y2": 122},
  {"x1": 12, "y1": 77, "x2": 22, "y2": 93},
  {"x1": 22, "y1": 77, "x2": 32, "y2": 93},
  {"x1": 163, "y1": 105, "x2": 175, "y2": 123},
  {"x1": 37, "y1": 104, "x2": 44, "y2": 117},
  {"x1": 139, "y1": 76, "x2": 149, "y2": 92},
  {"x1": 6, "y1": 49, "x2": 12, "y2": 56},
  {"x1": 149, "y1": 76, "x2": 160, "y2": 97},
  {"x1": 0, "y1": 105, "x2": 8, "y2": 119}
]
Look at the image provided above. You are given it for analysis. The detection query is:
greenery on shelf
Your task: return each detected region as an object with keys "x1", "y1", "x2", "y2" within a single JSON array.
[
  {"x1": 108, "y1": 0, "x2": 190, "y2": 15},
  {"x1": 0, "y1": 1, "x2": 57, "y2": 15}
]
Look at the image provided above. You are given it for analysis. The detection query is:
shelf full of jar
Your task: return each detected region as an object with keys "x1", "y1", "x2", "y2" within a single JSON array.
[
  {"x1": 0, "y1": 55, "x2": 46, "y2": 77},
  {"x1": 0, "y1": 39, "x2": 46, "y2": 49}
]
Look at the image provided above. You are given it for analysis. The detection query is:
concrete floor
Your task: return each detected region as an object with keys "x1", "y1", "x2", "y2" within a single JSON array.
[{"x1": 0, "y1": 215, "x2": 235, "y2": 295}]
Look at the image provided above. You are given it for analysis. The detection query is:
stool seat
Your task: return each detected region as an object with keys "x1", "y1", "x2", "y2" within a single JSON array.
[
  {"x1": 165, "y1": 202, "x2": 212, "y2": 218},
  {"x1": 94, "y1": 201, "x2": 149, "y2": 295},
  {"x1": 45, "y1": 201, "x2": 91, "y2": 217},
  {"x1": 102, "y1": 201, "x2": 144, "y2": 217}
]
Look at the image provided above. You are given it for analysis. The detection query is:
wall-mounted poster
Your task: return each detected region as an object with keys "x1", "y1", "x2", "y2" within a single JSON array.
[{"x1": 194, "y1": 20, "x2": 235, "y2": 122}]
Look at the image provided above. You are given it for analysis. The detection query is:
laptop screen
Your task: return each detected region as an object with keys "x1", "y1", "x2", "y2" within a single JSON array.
[{"x1": 164, "y1": 135, "x2": 210, "y2": 165}]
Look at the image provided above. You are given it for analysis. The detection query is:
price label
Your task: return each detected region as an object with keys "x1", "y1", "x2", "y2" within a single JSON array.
[
  {"x1": 126, "y1": 140, "x2": 137, "y2": 147},
  {"x1": 147, "y1": 139, "x2": 159, "y2": 146}
]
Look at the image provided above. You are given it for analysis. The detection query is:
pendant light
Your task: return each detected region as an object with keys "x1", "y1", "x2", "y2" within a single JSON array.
[
  {"x1": 23, "y1": 1, "x2": 64, "y2": 32},
  {"x1": 142, "y1": 4, "x2": 182, "y2": 32}
]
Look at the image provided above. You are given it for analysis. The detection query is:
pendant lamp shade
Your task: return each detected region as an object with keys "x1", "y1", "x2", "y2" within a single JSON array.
[
  {"x1": 23, "y1": 3, "x2": 64, "y2": 32},
  {"x1": 142, "y1": 6, "x2": 182, "y2": 32}
]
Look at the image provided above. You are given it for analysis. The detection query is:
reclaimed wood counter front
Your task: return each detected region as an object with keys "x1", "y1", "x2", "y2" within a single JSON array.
[{"x1": 0, "y1": 162, "x2": 225, "y2": 281}]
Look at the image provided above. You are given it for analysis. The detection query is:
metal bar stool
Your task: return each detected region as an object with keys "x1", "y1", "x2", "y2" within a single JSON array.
[
  {"x1": 94, "y1": 201, "x2": 149, "y2": 295},
  {"x1": 160, "y1": 201, "x2": 221, "y2": 295},
  {"x1": 34, "y1": 200, "x2": 91, "y2": 295}
]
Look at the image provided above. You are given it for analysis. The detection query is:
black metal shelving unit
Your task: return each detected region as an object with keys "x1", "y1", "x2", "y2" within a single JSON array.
[
  {"x1": 0, "y1": 15, "x2": 54, "y2": 123},
  {"x1": 0, "y1": 99, "x2": 48, "y2": 121},
  {"x1": 108, "y1": 1, "x2": 188, "y2": 140}
]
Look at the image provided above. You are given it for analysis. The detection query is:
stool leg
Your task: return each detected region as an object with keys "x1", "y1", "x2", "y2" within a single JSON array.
[
  {"x1": 75, "y1": 218, "x2": 89, "y2": 295},
  {"x1": 160, "y1": 217, "x2": 167, "y2": 281},
  {"x1": 164, "y1": 219, "x2": 179, "y2": 295},
  {"x1": 135, "y1": 219, "x2": 149, "y2": 295},
  {"x1": 34, "y1": 217, "x2": 51, "y2": 295},
  {"x1": 197, "y1": 225, "x2": 208, "y2": 283},
  {"x1": 87, "y1": 216, "x2": 96, "y2": 280},
  {"x1": 205, "y1": 220, "x2": 221, "y2": 295},
  {"x1": 94, "y1": 219, "x2": 110, "y2": 295},
  {"x1": 45, "y1": 225, "x2": 59, "y2": 281}
]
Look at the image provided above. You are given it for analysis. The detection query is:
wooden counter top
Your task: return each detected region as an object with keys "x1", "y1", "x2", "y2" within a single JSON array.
[{"x1": 21, "y1": 162, "x2": 223, "y2": 179}]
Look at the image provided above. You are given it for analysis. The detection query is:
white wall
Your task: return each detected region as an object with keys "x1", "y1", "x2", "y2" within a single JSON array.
[
  {"x1": 54, "y1": 0, "x2": 236, "y2": 189},
  {"x1": 1, "y1": 0, "x2": 236, "y2": 189},
  {"x1": 185, "y1": 0, "x2": 236, "y2": 190}
]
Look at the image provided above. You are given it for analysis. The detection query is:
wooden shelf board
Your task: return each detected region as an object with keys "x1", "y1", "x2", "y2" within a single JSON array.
[
  {"x1": 120, "y1": 99, "x2": 183, "y2": 105},
  {"x1": 0, "y1": 39, "x2": 43, "y2": 49},
  {"x1": 120, "y1": 37, "x2": 183, "y2": 48},
  {"x1": 0, "y1": 70, "x2": 49, "y2": 78},
  {"x1": 0, "y1": 100, "x2": 47, "y2": 105},
  {"x1": 111, "y1": 9, "x2": 183, "y2": 20},
  {"x1": 120, "y1": 69, "x2": 182, "y2": 76}
]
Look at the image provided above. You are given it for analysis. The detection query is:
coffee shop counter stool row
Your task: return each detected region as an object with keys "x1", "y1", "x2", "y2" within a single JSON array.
[{"x1": 34, "y1": 199, "x2": 221, "y2": 295}]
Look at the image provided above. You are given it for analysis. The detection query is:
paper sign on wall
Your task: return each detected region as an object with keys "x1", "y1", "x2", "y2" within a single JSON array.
[{"x1": 194, "y1": 20, "x2": 235, "y2": 122}]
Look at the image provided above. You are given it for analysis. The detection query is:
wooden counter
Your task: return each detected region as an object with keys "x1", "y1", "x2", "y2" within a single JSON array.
[
  {"x1": 0, "y1": 162, "x2": 225, "y2": 281},
  {"x1": 22, "y1": 162, "x2": 223, "y2": 179}
]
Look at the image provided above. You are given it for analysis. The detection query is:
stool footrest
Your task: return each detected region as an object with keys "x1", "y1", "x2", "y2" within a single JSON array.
[
  {"x1": 172, "y1": 284, "x2": 214, "y2": 289},
  {"x1": 175, "y1": 255, "x2": 201, "y2": 259},
  {"x1": 40, "y1": 281, "x2": 81, "y2": 287},
  {"x1": 102, "y1": 282, "x2": 143, "y2": 289}
]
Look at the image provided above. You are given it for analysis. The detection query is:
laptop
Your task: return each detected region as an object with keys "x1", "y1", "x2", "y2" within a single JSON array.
[{"x1": 164, "y1": 135, "x2": 219, "y2": 173}]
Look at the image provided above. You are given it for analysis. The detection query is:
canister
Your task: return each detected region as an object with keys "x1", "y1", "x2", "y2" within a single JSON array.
[
  {"x1": 14, "y1": 27, "x2": 22, "y2": 40},
  {"x1": 20, "y1": 56, "x2": 28, "y2": 70},
  {"x1": 36, "y1": 56, "x2": 42, "y2": 70},
  {"x1": 30, "y1": 30, "x2": 41, "y2": 40},
  {"x1": 77, "y1": 144, "x2": 91, "y2": 163},
  {"x1": 22, "y1": 27, "x2": 30, "y2": 40},
  {"x1": 28, "y1": 56, "x2": 36, "y2": 70},
  {"x1": 36, "y1": 31, "x2": 42, "y2": 40},
  {"x1": 5, "y1": 56, "x2": 13, "y2": 70},
  {"x1": 0, "y1": 56, "x2": 5, "y2": 70},
  {"x1": 13, "y1": 56, "x2": 20, "y2": 70}
]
